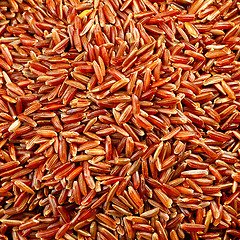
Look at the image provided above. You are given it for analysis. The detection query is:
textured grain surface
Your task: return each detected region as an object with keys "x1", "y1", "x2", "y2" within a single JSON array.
[{"x1": 0, "y1": 0, "x2": 240, "y2": 239}]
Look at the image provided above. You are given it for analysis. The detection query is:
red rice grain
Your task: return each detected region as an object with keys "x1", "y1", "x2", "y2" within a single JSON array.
[{"x1": 0, "y1": 0, "x2": 240, "y2": 239}]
